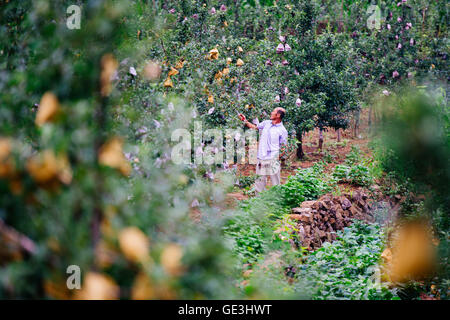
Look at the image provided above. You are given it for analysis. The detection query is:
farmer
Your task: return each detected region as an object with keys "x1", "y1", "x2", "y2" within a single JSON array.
[{"x1": 239, "y1": 107, "x2": 288, "y2": 193}]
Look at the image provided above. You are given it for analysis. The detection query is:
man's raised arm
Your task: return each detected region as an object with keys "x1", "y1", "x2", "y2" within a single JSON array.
[{"x1": 238, "y1": 113, "x2": 258, "y2": 130}]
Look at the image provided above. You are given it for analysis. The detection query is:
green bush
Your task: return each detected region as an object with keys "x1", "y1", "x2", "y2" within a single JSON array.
[
  {"x1": 294, "y1": 221, "x2": 399, "y2": 300},
  {"x1": 345, "y1": 145, "x2": 362, "y2": 166},
  {"x1": 333, "y1": 164, "x2": 351, "y2": 181},
  {"x1": 348, "y1": 164, "x2": 373, "y2": 186},
  {"x1": 235, "y1": 174, "x2": 257, "y2": 190},
  {"x1": 333, "y1": 164, "x2": 373, "y2": 187},
  {"x1": 229, "y1": 224, "x2": 266, "y2": 264},
  {"x1": 278, "y1": 163, "x2": 332, "y2": 208},
  {"x1": 0, "y1": 0, "x2": 238, "y2": 299}
]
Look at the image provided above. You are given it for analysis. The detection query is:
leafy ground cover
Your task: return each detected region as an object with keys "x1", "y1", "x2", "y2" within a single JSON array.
[
  {"x1": 223, "y1": 133, "x2": 396, "y2": 298},
  {"x1": 294, "y1": 221, "x2": 398, "y2": 300}
]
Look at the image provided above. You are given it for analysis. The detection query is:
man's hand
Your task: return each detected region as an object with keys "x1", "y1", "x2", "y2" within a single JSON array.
[{"x1": 239, "y1": 113, "x2": 257, "y2": 130}]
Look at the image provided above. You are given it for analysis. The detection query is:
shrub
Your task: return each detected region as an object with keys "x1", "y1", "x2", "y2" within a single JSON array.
[
  {"x1": 294, "y1": 221, "x2": 399, "y2": 300},
  {"x1": 235, "y1": 174, "x2": 257, "y2": 190},
  {"x1": 345, "y1": 145, "x2": 362, "y2": 166},
  {"x1": 278, "y1": 164, "x2": 332, "y2": 208},
  {"x1": 348, "y1": 164, "x2": 374, "y2": 186},
  {"x1": 333, "y1": 164, "x2": 373, "y2": 187}
]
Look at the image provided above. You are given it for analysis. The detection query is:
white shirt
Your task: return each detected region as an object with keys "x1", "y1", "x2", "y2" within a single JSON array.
[{"x1": 257, "y1": 120, "x2": 288, "y2": 160}]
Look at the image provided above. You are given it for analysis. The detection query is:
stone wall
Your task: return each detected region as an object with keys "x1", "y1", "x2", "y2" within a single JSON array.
[{"x1": 288, "y1": 190, "x2": 376, "y2": 250}]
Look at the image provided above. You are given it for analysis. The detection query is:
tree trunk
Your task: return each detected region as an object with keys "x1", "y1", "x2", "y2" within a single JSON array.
[
  {"x1": 234, "y1": 0, "x2": 239, "y2": 35},
  {"x1": 339, "y1": 0, "x2": 344, "y2": 33},
  {"x1": 296, "y1": 131, "x2": 304, "y2": 159},
  {"x1": 336, "y1": 128, "x2": 341, "y2": 142},
  {"x1": 354, "y1": 110, "x2": 360, "y2": 138},
  {"x1": 92, "y1": 96, "x2": 107, "y2": 250},
  {"x1": 318, "y1": 128, "x2": 324, "y2": 151}
]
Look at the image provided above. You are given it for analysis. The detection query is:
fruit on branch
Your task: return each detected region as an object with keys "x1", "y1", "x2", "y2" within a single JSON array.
[
  {"x1": 35, "y1": 92, "x2": 61, "y2": 126},
  {"x1": 98, "y1": 137, "x2": 131, "y2": 176}
]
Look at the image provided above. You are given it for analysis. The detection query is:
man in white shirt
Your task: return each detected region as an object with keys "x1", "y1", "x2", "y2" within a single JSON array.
[{"x1": 239, "y1": 107, "x2": 288, "y2": 193}]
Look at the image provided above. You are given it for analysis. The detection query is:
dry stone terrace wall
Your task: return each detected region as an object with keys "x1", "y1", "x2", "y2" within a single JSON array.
[{"x1": 279, "y1": 190, "x2": 377, "y2": 251}]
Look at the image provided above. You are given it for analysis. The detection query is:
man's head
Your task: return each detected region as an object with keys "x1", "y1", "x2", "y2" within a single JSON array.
[{"x1": 270, "y1": 107, "x2": 286, "y2": 123}]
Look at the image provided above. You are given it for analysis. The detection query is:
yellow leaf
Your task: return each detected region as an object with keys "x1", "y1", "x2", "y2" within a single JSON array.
[
  {"x1": 163, "y1": 77, "x2": 173, "y2": 88},
  {"x1": 35, "y1": 92, "x2": 60, "y2": 126},
  {"x1": 100, "y1": 53, "x2": 118, "y2": 97},
  {"x1": 175, "y1": 59, "x2": 186, "y2": 69},
  {"x1": 208, "y1": 94, "x2": 214, "y2": 104},
  {"x1": 236, "y1": 58, "x2": 244, "y2": 66},
  {"x1": 118, "y1": 227, "x2": 150, "y2": 263},
  {"x1": 178, "y1": 174, "x2": 188, "y2": 185},
  {"x1": 26, "y1": 150, "x2": 72, "y2": 186},
  {"x1": 222, "y1": 67, "x2": 230, "y2": 75},
  {"x1": 214, "y1": 70, "x2": 223, "y2": 80},
  {"x1": 131, "y1": 272, "x2": 155, "y2": 300},
  {"x1": 74, "y1": 272, "x2": 119, "y2": 300},
  {"x1": 98, "y1": 137, "x2": 131, "y2": 176},
  {"x1": 161, "y1": 243, "x2": 184, "y2": 276},
  {"x1": 237, "y1": 46, "x2": 243, "y2": 53},
  {"x1": 168, "y1": 67, "x2": 179, "y2": 77},
  {"x1": 0, "y1": 138, "x2": 15, "y2": 179},
  {"x1": 208, "y1": 48, "x2": 219, "y2": 60}
]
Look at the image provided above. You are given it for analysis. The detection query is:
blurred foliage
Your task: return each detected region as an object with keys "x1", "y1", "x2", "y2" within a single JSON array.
[
  {"x1": 376, "y1": 88, "x2": 449, "y2": 227},
  {"x1": 294, "y1": 221, "x2": 399, "y2": 300},
  {"x1": 275, "y1": 163, "x2": 333, "y2": 208},
  {"x1": 0, "y1": 0, "x2": 448, "y2": 300},
  {"x1": 0, "y1": 0, "x2": 237, "y2": 299},
  {"x1": 374, "y1": 88, "x2": 449, "y2": 300}
]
